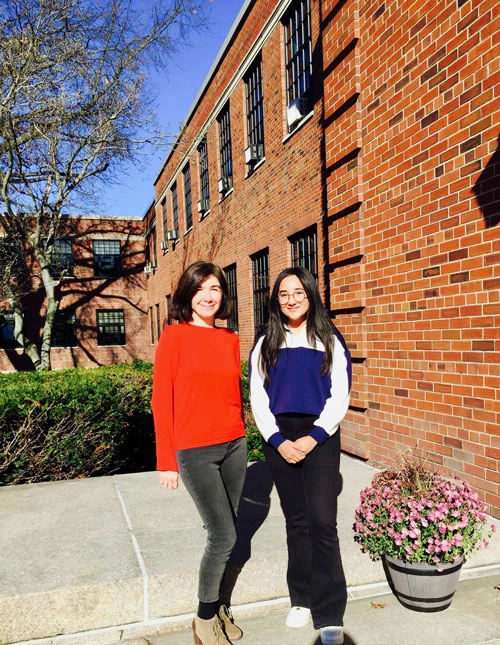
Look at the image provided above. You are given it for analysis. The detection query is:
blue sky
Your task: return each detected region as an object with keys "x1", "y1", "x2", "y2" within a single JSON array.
[{"x1": 99, "y1": 0, "x2": 245, "y2": 219}]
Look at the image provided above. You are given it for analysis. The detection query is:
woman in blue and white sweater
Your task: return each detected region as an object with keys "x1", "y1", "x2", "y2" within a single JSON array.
[{"x1": 249, "y1": 266, "x2": 351, "y2": 645}]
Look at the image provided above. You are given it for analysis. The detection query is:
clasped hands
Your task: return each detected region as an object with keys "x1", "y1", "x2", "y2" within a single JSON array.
[{"x1": 277, "y1": 436, "x2": 318, "y2": 464}]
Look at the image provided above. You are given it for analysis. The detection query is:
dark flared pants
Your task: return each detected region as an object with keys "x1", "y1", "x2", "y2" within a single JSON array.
[
  {"x1": 177, "y1": 436, "x2": 247, "y2": 603},
  {"x1": 262, "y1": 414, "x2": 347, "y2": 629}
]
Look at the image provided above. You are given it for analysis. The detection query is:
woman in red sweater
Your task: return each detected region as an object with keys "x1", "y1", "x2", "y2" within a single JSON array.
[{"x1": 152, "y1": 261, "x2": 247, "y2": 645}]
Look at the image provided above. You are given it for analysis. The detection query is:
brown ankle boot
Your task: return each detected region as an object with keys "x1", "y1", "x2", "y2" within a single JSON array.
[
  {"x1": 192, "y1": 614, "x2": 232, "y2": 645},
  {"x1": 218, "y1": 604, "x2": 243, "y2": 641}
]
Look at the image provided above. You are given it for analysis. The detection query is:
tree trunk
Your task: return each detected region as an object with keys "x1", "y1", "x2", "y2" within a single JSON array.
[
  {"x1": 10, "y1": 299, "x2": 43, "y2": 370},
  {"x1": 38, "y1": 265, "x2": 59, "y2": 371}
]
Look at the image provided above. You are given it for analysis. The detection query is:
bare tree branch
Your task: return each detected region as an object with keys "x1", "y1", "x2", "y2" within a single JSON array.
[{"x1": 0, "y1": 0, "x2": 208, "y2": 369}]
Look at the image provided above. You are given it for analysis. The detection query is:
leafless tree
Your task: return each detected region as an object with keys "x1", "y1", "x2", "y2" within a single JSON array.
[{"x1": 0, "y1": 0, "x2": 207, "y2": 369}]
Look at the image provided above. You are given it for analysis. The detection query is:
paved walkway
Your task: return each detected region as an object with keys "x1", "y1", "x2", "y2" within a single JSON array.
[{"x1": 1, "y1": 456, "x2": 499, "y2": 645}]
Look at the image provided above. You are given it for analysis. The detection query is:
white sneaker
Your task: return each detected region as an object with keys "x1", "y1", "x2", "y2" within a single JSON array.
[
  {"x1": 285, "y1": 606, "x2": 311, "y2": 628},
  {"x1": 320, "y1": 626, "x2": 344, "y2": 645}
]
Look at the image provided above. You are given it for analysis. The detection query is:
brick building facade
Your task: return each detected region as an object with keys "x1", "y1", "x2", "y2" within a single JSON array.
[
  {"x1": 146, "y1": 0, "x2": 499, "y2": 516},
  {"x1": 0, "y1": 215, "x2": 150, "y2": 371}
]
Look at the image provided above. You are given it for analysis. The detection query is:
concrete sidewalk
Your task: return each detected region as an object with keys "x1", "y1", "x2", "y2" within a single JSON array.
[{"x1": 1, "y1": 456, "x2": 499, "y2": 645}]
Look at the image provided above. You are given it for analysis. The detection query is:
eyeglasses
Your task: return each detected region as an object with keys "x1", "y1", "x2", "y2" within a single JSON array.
[{"x1": 277, "y1": 289, "x2": 308, "y2": 305}]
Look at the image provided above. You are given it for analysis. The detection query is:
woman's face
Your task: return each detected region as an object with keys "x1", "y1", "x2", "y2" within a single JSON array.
[
  {"x1": 190, "y1": 274, "x2": 223, "y2": 326},
  {"x1": 277, "y1": 274, "x2": 309, "y2": 329}
]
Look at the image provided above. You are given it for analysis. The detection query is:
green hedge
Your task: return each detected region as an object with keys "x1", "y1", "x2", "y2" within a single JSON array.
[{"x1": 0, "y1": 360, "x2": 263, "y2": 486}]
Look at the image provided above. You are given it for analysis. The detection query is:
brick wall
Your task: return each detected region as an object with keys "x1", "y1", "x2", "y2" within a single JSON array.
[
  {"x1": 147, "y1": 0, "x2": 499, "y2": 516},
  {"x1": 322, "y1": 0, "x2": 499, "y2": 515}
]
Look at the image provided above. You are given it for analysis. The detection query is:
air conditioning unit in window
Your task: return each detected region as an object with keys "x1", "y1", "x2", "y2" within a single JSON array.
[
  {"x1": 144, "y1": 264, "x2": 153, "y2": 275},
  {"x1": 197, "y1": 198, "x2": 210, "y2": 214},
  {"x1": 286, "y1": 97, "x2": 310, "y2": 128},
  {"x1": 166, "y1": 230, "x2": 179, "y2": 241},
  {"x1": 160, "y1": 240, "x2": 168, "y2": 250},
  {"x1": 245, "y1": 144, "x2": 264, "y2": 165},
  {"x1": 218, "y1": 176, "x2": 231, "y2": 194}
]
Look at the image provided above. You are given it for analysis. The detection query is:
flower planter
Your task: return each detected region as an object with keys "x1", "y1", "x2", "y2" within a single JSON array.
[{"x1": 384, "y1": 555, "x2": 463, "y2": 612}]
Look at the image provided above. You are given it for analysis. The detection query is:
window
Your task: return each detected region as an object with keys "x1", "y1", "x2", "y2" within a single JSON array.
[
  {"x1": 165, "y1": 294, "x2": 173, "y2": 326},
  {"x1": 197, "y1": 137, "x2": 210, "y2": 215},
  {"x1": 171, "y1": 183, "x2": 179, "y2": 239},
  {"x1": 147, "y1": 223, "x2": 157, "y2": 267},
  {"x1": 290, "y1": 225, "x2": 318, "y2": 279},
  {"x1": 0, "y1": 310, "x2": 20, "y2": 349},
  {"x1": 0, "y1": 237, "x2": 24, "y2": 275},
  {"x1": 156, "y1": 303, "x2": 161, "y2": 340},
  {"x1": 161, "y1": 197, "x2": 168, "y2": 242},
  {"x1": 183, "y1": 163, "x2": 193, "y2": 231},
  {"x1": 251, "y1": 249, "x2": 270, "y2": 335},
  {"x1": 93, "y1": 240, "x2": 122, "y2": 278},
  {"x1": 50, "y1": 239, "x2": 74, "y2": 278},
  {"x1": 224, "y1": 263, "x2": 238, "y2": 332},
  {"x1": 149, "y1": 306, "x2": 154, "y2": 344},
  {"x1": 97, "y1": 309, "x2": 125, "y2": 345},
  {"x1": 217, "y1": 103, "x2": 233, "y2": 194},
  {"x1": 245, "y1": 56, "x2": 265, "y2": 166},
  {"x1": 283, "y1": 0, "x2": 312, "y2": 131},
  {"x1": 51, "y1": 310, "x2": 77, "y2": 347}
]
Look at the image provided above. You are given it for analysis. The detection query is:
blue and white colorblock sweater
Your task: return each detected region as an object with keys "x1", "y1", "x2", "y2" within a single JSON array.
[{"x1": 249, "y1": 325, "x2": 352, "y2": 449}]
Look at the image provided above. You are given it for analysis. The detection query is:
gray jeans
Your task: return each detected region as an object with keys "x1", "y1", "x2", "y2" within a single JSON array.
[{"x1": 177, "y1": 436, "x2": 247, "y2": 603}]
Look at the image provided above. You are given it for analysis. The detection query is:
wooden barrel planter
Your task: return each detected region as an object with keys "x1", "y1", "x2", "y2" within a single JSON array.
[{"x1": 384, "y1": 555, "x2": 464, "y2": 612}]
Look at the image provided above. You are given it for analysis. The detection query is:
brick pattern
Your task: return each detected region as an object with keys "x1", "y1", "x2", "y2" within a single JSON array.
[
  {"x1": 354, "y1": 0, "x2": 500, "y2": 515},
  {"x1": 148, "y1": 0, "x2": 499, "y2": 517}
]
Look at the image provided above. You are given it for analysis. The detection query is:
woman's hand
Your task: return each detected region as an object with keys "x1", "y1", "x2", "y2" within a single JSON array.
[
  {"x1": 294, "y1": 436, "x2": 318, "y2": 456},
  {"x1": 277, "y1": 440, "x2": 306, "y2": 464},
  {"x1": 159, "y1": 471, "x2": 178, "y2": 489}
]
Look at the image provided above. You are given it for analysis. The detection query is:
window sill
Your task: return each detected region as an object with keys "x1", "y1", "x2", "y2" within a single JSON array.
[
  {"x1": 199, "y1": 210, "x2": 211, "y2": 222},
  {"x1": 245, "y1": 156, "x2": 266, "y2": 179},
  {"x1": 97, "y1": 343, "x2": 127, "y2": 347},
  {"x1": 184, "y1": 226, "x2": 193, "y2": 237},
  {"x1": 282, "y1": 110, "x2": 314, "y2": 144},
  {"x1": 218, "y1": 187, "x2": 234, "y2": 204}
]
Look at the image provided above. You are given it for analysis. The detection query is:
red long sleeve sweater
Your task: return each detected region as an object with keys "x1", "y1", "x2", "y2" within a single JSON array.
[{"x1": 151, "y1": 323, "x2": 246, "y2": 472}]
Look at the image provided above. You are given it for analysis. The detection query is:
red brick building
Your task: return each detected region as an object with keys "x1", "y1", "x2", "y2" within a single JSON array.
[
  {"x1": 0, "y1": 215, "x2": 150, "y2": 371},
  {"x1": 146, "y1": 0, "x2": 500, "y2": 516}
]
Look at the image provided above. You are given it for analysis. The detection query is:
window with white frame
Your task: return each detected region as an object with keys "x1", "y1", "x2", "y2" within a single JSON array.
[
  {"x1": 283, "y1": 0, "x2": 312, "y2": 132},
  {"x1": 97, "y1": 309, "x2": 125, "y2": 345},
  {"x1": 92, "y1": 239, "x2": 122, "y2": 278},
  {"x1": 289, "y1": 225, "x2": 318, "y2": 279},
  {"x1": 251, "y1": 249, "x2": 270, "y2": 335},
  {"x1": 245, "y1": 55, "x2": 265, "y2": 166},
  {"x1": 217, "y1": 103, "x2": 233, "y2": 194},
  {"x1": 197, "y1": 137, "x2": 210, "y2": 215},
  {"x1": 183, "y1": 163, "x2": 193, "y2": 231}
]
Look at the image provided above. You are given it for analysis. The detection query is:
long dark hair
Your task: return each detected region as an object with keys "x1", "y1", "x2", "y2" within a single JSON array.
[
  {"x1": 259, "y1": 266, "x2": 335, "y2": 381},
  {"x1": 172, "y1": 261, "x2": 232, "y2": 322}
]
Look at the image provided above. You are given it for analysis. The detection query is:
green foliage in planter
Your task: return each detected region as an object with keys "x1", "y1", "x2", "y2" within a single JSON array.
[
  {"x1": 0, "y1": 359, "x2": 263, "y2": 485},
  {"x1": 0, "y1": 360, "x2": 155, "y2": 485}
]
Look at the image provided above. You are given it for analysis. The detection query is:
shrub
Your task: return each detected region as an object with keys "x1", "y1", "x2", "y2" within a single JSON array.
[
  {"x1": 0, "y1": 360, "x2": 155, "y2": 485},
  {"x1": 0, "y1": 359, "x2": 263, "y2": 485},
  {"x1": 241, "y1": 360, "x2": 264, "y2": 462}
]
